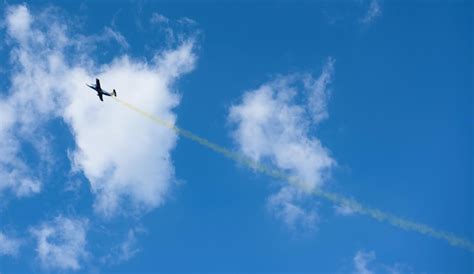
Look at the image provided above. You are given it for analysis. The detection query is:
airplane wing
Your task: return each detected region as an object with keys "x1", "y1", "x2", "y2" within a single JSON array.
[
  {"x1": 98, "y1": 93, "x2": 103, "y2": 101},
  {"x1": 96, "y1": 79, "x2": 101, "y2": 90}
]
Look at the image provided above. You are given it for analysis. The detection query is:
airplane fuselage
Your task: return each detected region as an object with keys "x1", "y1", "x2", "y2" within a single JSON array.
[
  {"x1": 86, "y1": 79, "x2": 117, "y2": 101},
  {"x1": 87, "y1": 84, "x2": 113, "y2": 96}
]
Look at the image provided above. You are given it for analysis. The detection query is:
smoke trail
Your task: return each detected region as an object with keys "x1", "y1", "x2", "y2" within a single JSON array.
[{"x1": 113, "y1": 97, "x2": 474, "y2": 253}]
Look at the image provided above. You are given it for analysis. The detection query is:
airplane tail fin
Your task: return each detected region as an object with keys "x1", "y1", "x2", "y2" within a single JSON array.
[{"x1": 113, "y1": 89, "x2": 117, "y2": 97}]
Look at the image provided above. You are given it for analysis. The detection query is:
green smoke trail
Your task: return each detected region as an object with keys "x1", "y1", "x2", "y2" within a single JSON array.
[{"x1": 113, "y1": 96, "x2": 474, "y2": 253}]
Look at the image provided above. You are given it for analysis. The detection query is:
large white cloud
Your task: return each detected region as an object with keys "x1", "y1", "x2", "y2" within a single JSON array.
[
  {"x1": 64, "y1": 44, "x2": 195, "y2": 216},
  {"x1": 1, "y1": 5, "x2": 196, "y2": 216},
  {"x1": 228, "y1": 60, "x2": 335, "y2": 228},
  {"x1": 30, "y1": 216, "x2": 88, "y2": 271}
]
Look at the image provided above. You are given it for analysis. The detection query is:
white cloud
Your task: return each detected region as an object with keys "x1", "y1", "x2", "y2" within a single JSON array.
[
  {"x1": 354, "y1": 250, "x2": 375, "y2": 274},
  {"x1": 150, "y1": 12, "x2": 169, "y2": 24},
  {"x1": 0, "y1": 5, "x2": 43, "y2": 199},
  {"x1": 104, "y1": 227, "x2": 145, "y2": 265},
  {"x1": 267, "y1": 186, "x2": 317, "y2": 230},
  {"x1": 0, "y1": 140, "x2": 42, "y2": 197},
  {"x1": 334, "y1": 203, "x2": 356, "y2": 216},
  {"x1": 149, "y1": 11, "x2": 199, "y2": 49},
  {"x1": 0, "y1": 232, "x2": 22, "y2": 257},
  {"x1": 5, "y1": 5, "x2": 31, "y2": 42},
  {"x1": 229, "y1": 76, "x2": 335, "y2": 190},
  {"x1": 117, "y1": 228, "x2": 141, "y2": 262},
  {"x1": 306, "y1": 57, "x2": 334, "y2": 123},
  {"x1": 103, "y1": 27, "x2": 129, "y2": 49},
  {"x1": 334, "y1": 196, "x2": 358, "y2": 216},
  {"x1": 12, "y1": 178, "x2": 41, "y2": 197},
  {"x1": 1, "y1": 4, "x2": 196, "y2": 216},
  {"x1": 64, "y1": 50, "x2": 193, "y2": 216},
  {"x1": 177, "y1": 17, "x2": 197, "y2": 26},
  {"x1": 228, "y1": 60, "x2": 335, "y2": 228},
  {"x1": 30, "y1": 216, "x2": 88, "y2": 271},
  {"x1": 353, "y1": 250, "x2": 411, "y2": 274},
  {"x1": 361, "y1": 0, "x2": 381, "y2": 25}
]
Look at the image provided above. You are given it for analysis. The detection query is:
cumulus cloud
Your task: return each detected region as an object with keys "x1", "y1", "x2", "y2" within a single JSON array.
[
  {"x1": 30, "y1": 216, "x2": 88, "y2": 271},
  {"x1": 228, "y1": 59, "x2": 335, "y2": 228},
  {"x1": 65, "y1": 46, "x2": 194, "y2": 216},
  {"x1": 0, "y1": 4, "x2": 196, "y2": 217},
  {"x1": 361, "y1": 0, "x2": 381, "y2": 25},
  {"x1": 0, "y1": 232, "x2": 22, "y2": 257}
]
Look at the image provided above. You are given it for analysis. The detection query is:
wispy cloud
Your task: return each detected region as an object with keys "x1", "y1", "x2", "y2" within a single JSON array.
[
  {"x1": 361, "y1": 0, "x2": 382, "y2": 25},
  {"x1": 306, "y1": 57, "x2": 335, "y2": 123},
  {"x1": 177, "y1": 17, "x2": 197, "y2": 26},
  {"x1": 101, "y1": 226, "x2": 146, "y2": 265},
  {"x1": 334, "y1": 203, "x2": 357, "y2": 216},
  {"x1": 149, "y1": 11, "x2": 199, "y2": 49},
  {"x1": 267, "y1": 186, "x2": 318, "y2": 230},
  {"x1": 30, "y1": 216, "x2": 88, "y2": 271},
  {"x1": 116, "y1": 228, "x2": 141, "y2": 262},
  {"x1": 0, "y1": 5, "x2": 44, "y2": 199},
  {"x1": 103, "y1": 27, "x2": 129, "y2": 49},
  {"x1": 353, "y1": 250, "x2": 412, "y2": 274},
  {"x1": 354, "y1": 250, "x2": 375, "y2": 274},
  {"x1": 0, "y1": 232, "x2": 22, "y2": 257},
  {"x1": 150, "y1": 12, "x2": 169, "y2": 24}
]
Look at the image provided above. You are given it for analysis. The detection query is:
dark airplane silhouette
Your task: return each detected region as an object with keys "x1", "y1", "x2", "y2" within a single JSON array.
[{"x1": 86, "y1": 78, "x2": 117, "y2": 101}]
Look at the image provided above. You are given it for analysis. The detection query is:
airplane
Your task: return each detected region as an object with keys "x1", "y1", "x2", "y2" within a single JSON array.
[{"x1": 86, "y1": 78, "x2": 117, "y2": 101}]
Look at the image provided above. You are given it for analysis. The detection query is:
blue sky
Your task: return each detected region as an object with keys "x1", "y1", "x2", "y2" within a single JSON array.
[{"x1": 0, "y1": 0, "x2": 472, "y2": 273}]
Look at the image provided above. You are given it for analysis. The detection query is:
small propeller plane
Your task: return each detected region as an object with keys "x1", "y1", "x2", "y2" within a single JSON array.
[{"x1": 86, "y1": 78, "x2": 117, "y2": 101}]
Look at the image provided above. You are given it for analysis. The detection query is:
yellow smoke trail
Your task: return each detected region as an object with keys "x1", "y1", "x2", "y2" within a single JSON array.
[{"x1": 112, "y1": 96, "x2": 474, "y2": 253}]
